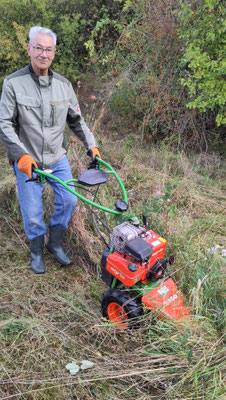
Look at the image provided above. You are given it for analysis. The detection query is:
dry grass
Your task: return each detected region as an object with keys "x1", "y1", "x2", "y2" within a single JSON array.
[{"x1": 0, "y1": 135, "x2": 225, "y2": 399}]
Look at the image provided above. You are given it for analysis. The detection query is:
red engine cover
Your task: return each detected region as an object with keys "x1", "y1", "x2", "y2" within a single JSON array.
[
  {"x1": 144, "y1": 230, "x2": 167, "y2": 267},
  {"x1": 106, "y1": 230, "x2": 167, "y2": 287}
]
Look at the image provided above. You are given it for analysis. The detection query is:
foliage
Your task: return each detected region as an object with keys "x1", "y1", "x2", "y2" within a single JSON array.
[
  {"x1": 0, "y1": 0, "x2": 118, "y2": 85},
  {"x1": 0, "y1": 0, "x2": 224, "y2": 148},
  {"x1": 83, "y1": 1, "x2": 126, "y2": 67},
  {"x1": 90, "y1": 0, "x2": 219, "y2": 148},
  {"x1": 81, "y1": 0, "x2": 224, "y2": 148},
  {"x1": 178, "y1": 0, "x2": 226, "y2": 126},
  {"x1": 0, "y1": 0, "x2": 46, "y2": 82}
]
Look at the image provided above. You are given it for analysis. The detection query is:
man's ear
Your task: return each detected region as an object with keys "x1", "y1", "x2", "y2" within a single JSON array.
[{"x1": 27, "y1": 43, "x2": 31, "y2": 56}]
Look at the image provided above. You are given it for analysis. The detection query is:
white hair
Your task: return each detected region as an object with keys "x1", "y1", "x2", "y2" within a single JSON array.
[{"x1": 29, "y1": 26, "x2": 57, "y2": 46}]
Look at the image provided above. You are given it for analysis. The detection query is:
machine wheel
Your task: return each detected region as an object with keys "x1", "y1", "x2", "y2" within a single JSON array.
[{"x1": 100, "y1": 288, "x2": 143, "y2": 329}]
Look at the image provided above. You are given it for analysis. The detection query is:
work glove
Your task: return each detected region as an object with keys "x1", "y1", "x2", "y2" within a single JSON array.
[
  {"x1": 17, "y1": 154, "x2": 38, "y2": 178},
  {"x1": 87, "y1": 147, "x2": 101, "y2": 169}
]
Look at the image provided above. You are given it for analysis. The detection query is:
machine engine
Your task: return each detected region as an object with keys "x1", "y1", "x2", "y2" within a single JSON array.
[
  {"x1": 111, "y1": 222, "x2": 147, "y2": 253},
  {"x1": 101, "y1": 221, "x2": 168, "y2": 287}
]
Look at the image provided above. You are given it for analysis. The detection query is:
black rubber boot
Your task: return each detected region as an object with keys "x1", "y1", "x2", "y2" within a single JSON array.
[
  {"x1": 30, "y1": 236, "x2": 46, "y2": 274},
  {"x1": 46, "y1": 226, "x2": 71, "y2": 266}
]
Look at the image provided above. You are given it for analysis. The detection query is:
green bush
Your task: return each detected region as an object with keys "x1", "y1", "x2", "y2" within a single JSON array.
[{"x1": 178, "y1": 0, "x2": 226, "y2": 126}]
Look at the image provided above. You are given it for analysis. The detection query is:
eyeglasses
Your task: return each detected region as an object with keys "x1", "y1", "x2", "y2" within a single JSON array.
[{"x1": 30, "y1": 45, "x2": 55, "y2": 56}]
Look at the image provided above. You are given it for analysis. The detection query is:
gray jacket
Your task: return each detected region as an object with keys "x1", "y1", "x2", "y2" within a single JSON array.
[{"x1": 0, "y1": 65, "x2": 97, "y2": 168}]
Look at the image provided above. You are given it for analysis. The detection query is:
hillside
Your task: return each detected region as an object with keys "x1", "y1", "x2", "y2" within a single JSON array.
[
  {"x1": 0, "y1": 118, "x2": 225, "y2": 399},
  {"x1": 0, "y1": 0, "x2": 226, "y2": 397}
]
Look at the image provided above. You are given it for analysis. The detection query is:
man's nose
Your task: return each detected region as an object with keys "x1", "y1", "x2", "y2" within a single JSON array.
[{"x1": 40, "y1": 49, "x2": 48, "y2": 56}]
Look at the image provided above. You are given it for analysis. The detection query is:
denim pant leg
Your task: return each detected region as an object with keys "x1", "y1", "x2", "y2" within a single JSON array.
[
  {"x1": 47, "y1": 157, "x2": 77, "y2": 230},
  {"x1": 14, "y1": 162, "x2": 47, "y2": 240}
]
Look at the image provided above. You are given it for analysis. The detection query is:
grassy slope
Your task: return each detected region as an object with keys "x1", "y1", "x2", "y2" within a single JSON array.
[{"x1": 0, "y1": 128, "x2": 225, "y2": 399}]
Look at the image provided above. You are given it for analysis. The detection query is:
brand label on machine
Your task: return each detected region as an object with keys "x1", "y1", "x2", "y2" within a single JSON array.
[
  {"x1": 110, "y1": 267, "x2": 125, "y2": 281},
  {"x1": 163, "y1": 294, "x2": 178, "y2": 306}
]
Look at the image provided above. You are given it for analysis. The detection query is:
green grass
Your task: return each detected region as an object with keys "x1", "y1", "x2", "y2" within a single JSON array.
[{"x1": 0, "y1": 130, "x2": 225, "y2": 399}]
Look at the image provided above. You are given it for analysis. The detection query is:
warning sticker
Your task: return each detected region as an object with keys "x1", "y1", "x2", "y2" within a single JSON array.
[
  {"x1": 158, "y1": 286, "x2": 169, "y2": 296},
  {"x1": 152, "y1": 240, "x2": 161, "y2": 247},
  {"x1": 158, "y1": 236, "x2": 167, "y2": 243}
]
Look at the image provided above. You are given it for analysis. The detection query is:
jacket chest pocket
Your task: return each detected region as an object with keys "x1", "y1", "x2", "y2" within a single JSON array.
[
  {"x1": 51, "y1": 99, "x2": 69, "y2": 126},
  {"x1": 16, "y1": 93, "x2": 41, "y2": 125}
]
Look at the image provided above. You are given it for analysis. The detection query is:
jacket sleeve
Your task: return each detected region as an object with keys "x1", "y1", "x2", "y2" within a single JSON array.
[
  {"x1": 66, "y1": 83, "x2": 98, "y2": 151},
  {"x1": 0, "y1": 78, "x2": 27, "y2": 162}
]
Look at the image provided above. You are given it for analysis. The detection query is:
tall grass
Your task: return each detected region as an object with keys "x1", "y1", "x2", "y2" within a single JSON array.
[{"x1": 0, "y1": 130, "x2": 225, "y2": 399}]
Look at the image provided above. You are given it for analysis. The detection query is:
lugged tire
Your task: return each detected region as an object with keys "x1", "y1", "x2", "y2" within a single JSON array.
[{"x1": 100, "y1": 288, "x2": 143, "y2": 329}]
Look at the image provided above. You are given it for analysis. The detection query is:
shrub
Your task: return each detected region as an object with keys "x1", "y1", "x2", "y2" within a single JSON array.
[
  {"x1": 91, "y1": 0, "x2": 204, "y2": 145},
  {"x1": 89, "y1": 0, "x2": 224, "y2": 149},
  {"x1": 178, "y1": 0, "x2": 226, "y2": 126}
]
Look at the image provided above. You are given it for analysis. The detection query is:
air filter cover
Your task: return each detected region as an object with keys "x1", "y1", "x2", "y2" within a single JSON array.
[{"x1": 124, "y1": 237, "x2": 153, "y2": 262}]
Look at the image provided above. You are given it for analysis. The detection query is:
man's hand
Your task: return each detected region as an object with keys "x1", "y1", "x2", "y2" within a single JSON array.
[
  {"x1": 17, "y1": 154, "x2": 38, "y2": 178},
  {"x1": 87, "y1": 147, "x2": 101, "y2": 169},
  {"x1": 88, "y1": 147, "x2": 101, "y2": 161}
]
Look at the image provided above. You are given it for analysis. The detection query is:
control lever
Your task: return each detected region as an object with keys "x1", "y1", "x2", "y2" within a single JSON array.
[{"x1": 26, "y1": 168, "x2": 53, "y2": 183}]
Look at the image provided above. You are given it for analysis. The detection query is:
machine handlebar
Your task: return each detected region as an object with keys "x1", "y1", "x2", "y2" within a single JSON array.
[{"x1": 33, "y1": 157, "x2": 128, "y2": 215}]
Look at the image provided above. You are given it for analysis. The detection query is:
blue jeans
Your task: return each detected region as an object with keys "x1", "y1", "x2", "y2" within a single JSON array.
[{"x1": 14, "y1": 157, "x2": 77, "y2": 240}]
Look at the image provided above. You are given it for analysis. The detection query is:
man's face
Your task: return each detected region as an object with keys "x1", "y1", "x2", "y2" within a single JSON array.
[{"x1": 27, "y1": 33, "x2": 55, "y2": 76}]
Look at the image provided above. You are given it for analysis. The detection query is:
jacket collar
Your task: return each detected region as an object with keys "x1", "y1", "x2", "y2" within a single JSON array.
[{"x1": 29, "y1": 64, "x2": 53, "y2": 87}]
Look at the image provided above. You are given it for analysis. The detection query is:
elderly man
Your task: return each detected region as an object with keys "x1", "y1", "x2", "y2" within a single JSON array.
[{"x1": 0, "y1": 26, "x2": 100, "y2": 274}]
